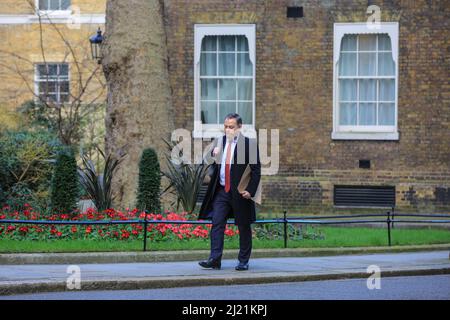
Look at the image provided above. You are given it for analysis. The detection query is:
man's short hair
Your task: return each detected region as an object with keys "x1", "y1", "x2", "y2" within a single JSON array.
[{"x1": 224, "y1": 113, "x2": 242, "y2": 126}]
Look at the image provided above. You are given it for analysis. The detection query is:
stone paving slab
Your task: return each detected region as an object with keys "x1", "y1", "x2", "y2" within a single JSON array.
[{"x1": 0, "y1": 250, "x2": 448, "y2": 296}]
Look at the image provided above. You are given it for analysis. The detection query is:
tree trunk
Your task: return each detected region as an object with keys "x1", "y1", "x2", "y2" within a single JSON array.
[{"x1": 102, "y1": 0, "x2": 175, "y2": 210}]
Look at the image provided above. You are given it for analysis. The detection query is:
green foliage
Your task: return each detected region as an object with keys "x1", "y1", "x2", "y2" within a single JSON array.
[
  {"x1": 2, "y1": 226, "x2": 450, "y2": 253},
  {"x1": 0, "y1": 129, "x2": 61, "y2": 211},
  {"x1": 253, "y1": 223, "x2": 325, "y2": 241},
  {"x1": 17, "y1": 100, "x2": 58, "y2": 133},
  {"x1": 78, "y1": 148, "x2": 126, "y2": 211},
  {"x1": 136, "y1": 148, "x2": 161, "y2": 213},
  {"x1": 50, "y1": 147, "x2": 80, "y2": 215},
  {"x1": 4, "y1": 182, "x2": 38, "y2": 212},
  {"x1": 0, "y1": 184, "x2": 4, "y2": 205},
  {"x1": 161, "y1": 139, "x2": 210, "y2": 214}
]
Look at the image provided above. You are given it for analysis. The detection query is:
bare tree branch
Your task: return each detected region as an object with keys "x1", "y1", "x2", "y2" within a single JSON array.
[{"x1": 2, "y1": 0, "x2": 107, "y2": 146}]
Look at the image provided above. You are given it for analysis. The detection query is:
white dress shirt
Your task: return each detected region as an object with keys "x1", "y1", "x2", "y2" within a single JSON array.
[{"x1": 219, "y1": 135, "x2": 239, "y2": 187}]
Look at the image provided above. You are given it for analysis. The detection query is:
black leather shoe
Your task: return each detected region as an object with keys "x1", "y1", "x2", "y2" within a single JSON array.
[
  {"x1": 199, "y1": 258, "x2": 221, "y2": 270},
  {"x1": 235, "y1": 262, "x2": 249, "y2": 271}
]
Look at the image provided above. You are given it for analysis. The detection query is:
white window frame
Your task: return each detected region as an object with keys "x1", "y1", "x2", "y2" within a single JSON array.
[
  {"x1": 0, "y1": 14, "x2": 105, "y2": 25},
  {"x1": 193, "y1": 24, "x2": 256, "y2": 139},
  {"x1": 332, "y1": 22, "x2": 399, "y2": 140},
  {"x1": 34, "y1": 62, "x2": 70, "y2": 104},
  {"x1": 35, "y1": 0, "x2": 71, "y2": 17}
]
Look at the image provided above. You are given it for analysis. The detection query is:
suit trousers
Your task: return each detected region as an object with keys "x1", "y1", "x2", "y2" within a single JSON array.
[{"x1": 209, "y1": 184, "x2": 252, "y2": 263}]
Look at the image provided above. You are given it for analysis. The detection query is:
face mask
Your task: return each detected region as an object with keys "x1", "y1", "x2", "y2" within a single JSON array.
[{"x1": 226, "y1": 130, "x2": 239, "y2": 143}]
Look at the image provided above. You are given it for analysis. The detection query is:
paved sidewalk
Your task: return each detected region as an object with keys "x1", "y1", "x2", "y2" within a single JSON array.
[
  {"x1": 1, "y1": 244, "x2": 449, "y2": 265},
  {"x1": 0, "y1": 250, "x2": 449, "y2": 296}
]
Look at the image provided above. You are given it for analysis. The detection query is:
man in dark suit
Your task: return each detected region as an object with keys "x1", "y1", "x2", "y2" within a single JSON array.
[{"x1": 198, "y1": 113, "x2": 261, "y2": 271}]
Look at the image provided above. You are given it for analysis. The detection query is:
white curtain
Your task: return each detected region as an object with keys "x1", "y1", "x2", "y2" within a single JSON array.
[
  {"x1": 201, "y1": 79, "x2": 217, "y2": 123},
  {"x1": 339, "y1": 34, "x2": 395, "y2": 126},
  {"x1": 200, "y1": 35, "x2": 253, "y2": 124}
]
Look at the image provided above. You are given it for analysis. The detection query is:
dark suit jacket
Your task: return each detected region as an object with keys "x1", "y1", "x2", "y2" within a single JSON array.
[{"x1": 198, "y1": 132, "x2": 261, "y2": 225}]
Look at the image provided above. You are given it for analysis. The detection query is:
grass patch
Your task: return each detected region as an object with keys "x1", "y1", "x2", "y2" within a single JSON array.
[{"x1": 0, "y1": 226, "x2": 449, "y2": 253}]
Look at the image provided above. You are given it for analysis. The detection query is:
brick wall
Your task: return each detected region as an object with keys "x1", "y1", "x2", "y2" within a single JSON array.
[{"x1": 162, "y1": 0, "x2": 449, "y2": 215}]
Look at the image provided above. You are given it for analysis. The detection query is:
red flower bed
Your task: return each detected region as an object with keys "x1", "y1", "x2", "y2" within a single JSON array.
[{"x1": 0, "y1": 204, "x2": 239, "y2": 241}]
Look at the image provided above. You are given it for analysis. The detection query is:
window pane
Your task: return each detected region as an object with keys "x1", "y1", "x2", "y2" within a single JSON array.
[
  {"x1": 59, "y1": 81, "x2": 69, "y2": 94},
  {"x1": 379, "y1": 103, "x2": 395, "y2": 125},
  {"x1": 339, "y1": 103, "x2": 357, "y2": 125},
  {"x1": 338, "y1": 53, "x2": 356, "y2": 76},
  {"x1": 237, "y1": 36, "x2": 249, "y2": 51},
  {"x1": 200, "y1": 53, "x2": 217, "y2": 76},
  {"x1": 238, "y1": 79, "x2": 252, "y2": 100},
  {"x1": 38, "y1": 82, "x2": 47, "y2": 93},
  {"x1": 378, "y1": 52, "x2": 395, "y2": 76},
  {"x1": 39, "y1": 0, "x2": 49, "y2": 10},
  {"x1": 60, "y1": 94, "x2": 70, "y2": 103},
  {"x1": 359, "y1": 79, "x2": 376, "y2": 101},
  {"x1": 359, "y1": 103, "x2": 377, "y2": 125},
  {"x1": 201, "y1": 36, "x2": 217, "y2": 51},
  {"x1": 219, "y1": 79, "x2": 236, "y2": 100},
  {"x1": 50, "y1": 0, "x2": 60, "y2": 10},
  {"x1": 341, "y1": 35, "x2": 356, "y2": 51},
  {"x1": 358, "y1": 35, "x2": 376, "y2": 51},
  {"x1": 379, "y1": 79, "x2": 395, "y2": 101},
  {"x1": 38, "y1": 64, "x2": 59, "y2": 78},
  {"x1": 238, "y1": 102, "x2": 252, "y2": 124},
  {"x1": 59, "y1": 64, "x2": 69, "y2": 76},
  {"x1": 39, "y1": 82, "x2": 57, "y2": 93},
  {"x1": 358, "y1": 52, "x2": 376, "y2": 76},
  {"x1": 219, "y1": 102, "x2": 236, "y2": 122},
  {"x1": 339, "y1": 79, "x2": 357, "y2": 101},
  {"x1": 61, "y1": 0, "x2": 71, "y2": 10},
  {"x1": 201, "y1": 101, "x2": 218, "y2": 124},
  {"x1": 48, "y1": 64, "x2": 58, "y2": 76},
  {"x1": 37, "y1": 64, "x2": 48, "y2": 76},
  {"x1": 218, "y1": 53, "x2": 235, "y2": 76},
  {"x1": 378, "y1": 34, "x2": 391, "y2": 50},
  {"x1": 219, "y1": 36, "x2": 235, "y2": 51},
  {"x1": 201, "y1": 79, "x2": 217, "y2": 100},
  {"x1": 237, "y1": 53, "x2": 252, "y2": 76}
]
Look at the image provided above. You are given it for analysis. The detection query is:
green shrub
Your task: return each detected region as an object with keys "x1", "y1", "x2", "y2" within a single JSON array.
[
  {"x1": 0, "y1": 129, "x2": 60, "y2": 210},
  {"x1": 0, "y1": 184, "x2": 4, "y2": 205},
  {"x1": 253, "y1": 223, "x2": 325, "y2": 241},
  {"x1": 136, "y1": 148, "x2": 161, "y2": 213},
  {"x1": 50, "y1": 147, "x2": 79, "y2": 215},
  {"x1": 17, "y1": 100, "x2": 57, "y2": 133},
  {"x1": 160, "y1": 139, "x2": 210, "y2": 214},
  {"x1": 78, "y1": 148, "x2": 126, "y2": 212}
]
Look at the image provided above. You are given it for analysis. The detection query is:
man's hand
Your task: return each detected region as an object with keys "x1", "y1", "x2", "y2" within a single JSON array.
[{"x1": 240, "y1": 190, "x2": 251, "y2": 199}]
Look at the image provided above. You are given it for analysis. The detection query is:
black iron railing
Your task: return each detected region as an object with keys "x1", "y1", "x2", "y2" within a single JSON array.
[{"x1": 1, "y1": 210, "x2": 449, "y2": 251}]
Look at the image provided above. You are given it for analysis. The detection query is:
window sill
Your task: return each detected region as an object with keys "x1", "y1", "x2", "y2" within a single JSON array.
[
  {"x1": 37, "y1": 10, "x2": 72, "y2": 15},
  {"x1": 0, "y1": 13, "x2": 105, "y2": 25},
  {"x1": 332, "y1": 131, "x2": 399, "y2": 141},
  {"x1": 29, "y1": 11, "x2": 72, "y2": 23}
]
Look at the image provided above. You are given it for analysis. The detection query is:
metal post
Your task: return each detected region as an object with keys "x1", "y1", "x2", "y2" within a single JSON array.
[
  {"x1": 387, "y1": 210, "x2": 392, "y2": 247},
  {"x1": 391, "y1": 206, "x2": 395, "y2": 229},
  {"x1": 283, "y1": 210, "x2": 288, "y2": 248},
  {"x1": 143, "y1": 210, "x2": 148, "y2": 252}
]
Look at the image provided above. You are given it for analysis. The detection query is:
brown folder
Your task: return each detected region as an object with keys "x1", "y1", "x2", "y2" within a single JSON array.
[{"x1": 237, "y1": 164, "x2": 262, "y2": 205}]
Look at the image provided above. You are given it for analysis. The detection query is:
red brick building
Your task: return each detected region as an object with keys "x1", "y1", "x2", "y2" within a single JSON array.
[{"x1": 105, "y1": 0, "x2": 449, "y2": 215}]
